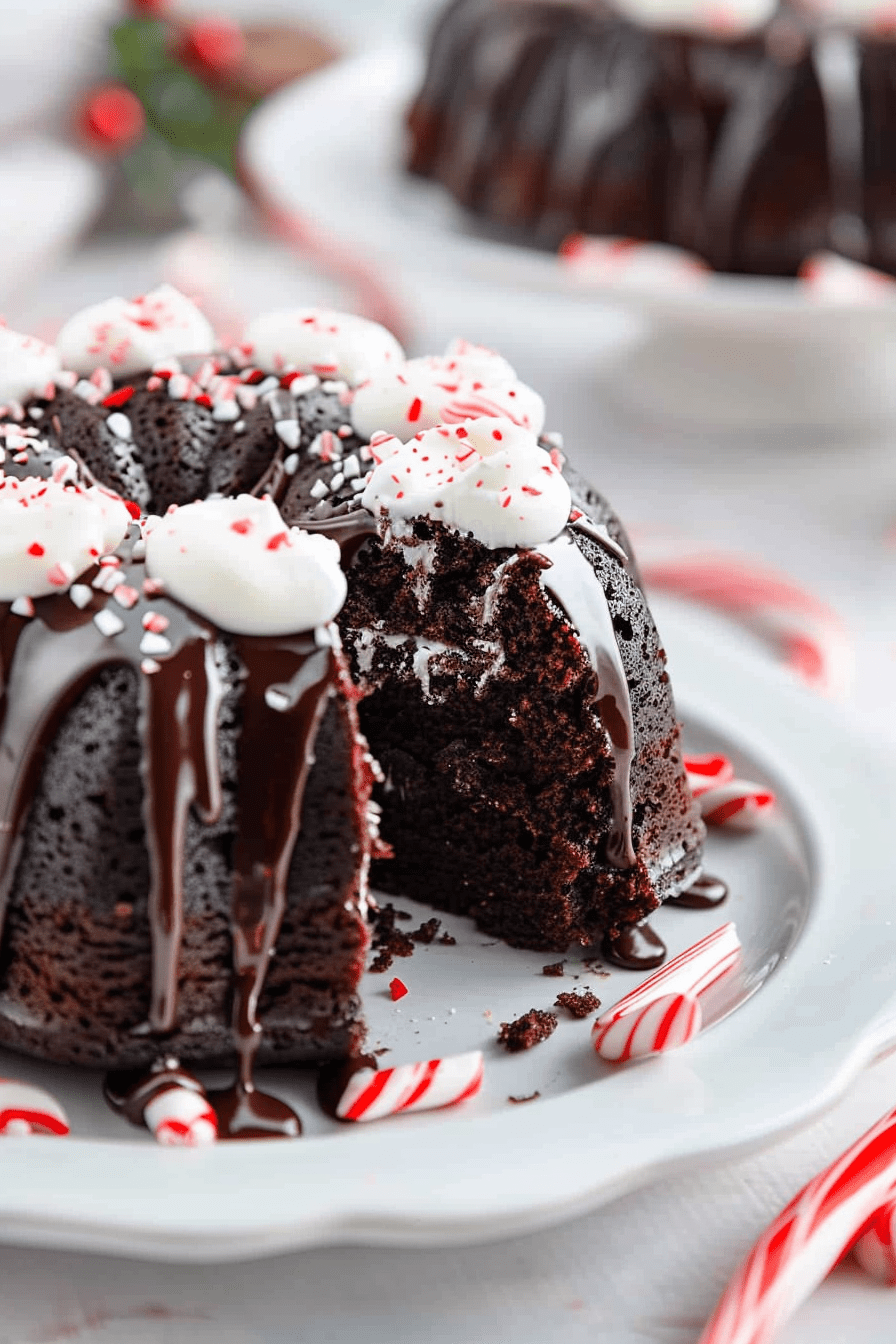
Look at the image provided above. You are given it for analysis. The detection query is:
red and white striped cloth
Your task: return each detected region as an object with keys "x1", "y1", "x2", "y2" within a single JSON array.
[
  {"x1": 593, "y1": 923, "x2": 741, "y2": 1063},
  {"x1": 684, "y1": 753, "x2": 776, "y2": 831},
  {"x1": 699, "y1": 1105, "x2": 896, "y2": 1344},
  {"x1": 334, "y1": 1051, "x2": 484, "y2": 1123}
]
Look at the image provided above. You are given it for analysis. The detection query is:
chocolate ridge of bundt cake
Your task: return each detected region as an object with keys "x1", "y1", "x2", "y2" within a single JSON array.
[
  {"x1": 0, "y1": 406, "x2": 374, "y2": 1088},
  {"x1": 407, "y1": 0, "x2": 896, "y2": 277},
  {"x1": 335, "y1": 462, "x2": 705, "y2": 954}
]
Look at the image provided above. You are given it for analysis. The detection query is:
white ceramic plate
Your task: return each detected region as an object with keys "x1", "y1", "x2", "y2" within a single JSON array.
[
  {"x1": 0, "y1": 599, "x2": 894, "y2": 1263},
  {"x1": 241, "y1": 45, "x2": 896, "y2": 428}
]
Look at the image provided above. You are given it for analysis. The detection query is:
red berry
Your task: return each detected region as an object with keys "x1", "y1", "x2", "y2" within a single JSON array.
[
  {"x1": 80, "y1": 86, "x2": 145, "y2": 154},
  {"x1": 181, "y1": 17, "x2": 245, "y2": 73},
  {"x1": 389, "y1": 978, "x2": 409, "y2": 1002}
]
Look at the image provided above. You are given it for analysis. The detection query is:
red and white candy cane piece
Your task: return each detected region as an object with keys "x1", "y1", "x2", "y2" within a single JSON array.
[
  {"x1": 683, "y1": 753, "x2": 736, "y2": 797},
  {"x1": 336, "y1": 1051, "x2": 484, "y2": 1123},
  {"x1": 683, "y1": 754, "x2": 776, "y2": 831},
  {"x1": 593, "y1": 993, "x2": 701, "y2": 1062},
  {"x1": 595, "y1": 922, "x2": 741, "y2": 1038},
  {"x1": 0, "y1": 1078, "x2": 69, "y2": 1136},
  {"x1": 143, "y1": 1085, "x2": 218, "y2": 1147},
  {"x1": 637, "y1": 547, "x2": 852, "y2": 699},
  {"x1": 852, "y1": 1200, "x2": 896, "y2": 1285},
  {"x1": 699, "y1": 780, "x2": 776, "y2": 830},
  {"x1": 699, "y1": 1105, "x2": 896, "y2": 1344}
]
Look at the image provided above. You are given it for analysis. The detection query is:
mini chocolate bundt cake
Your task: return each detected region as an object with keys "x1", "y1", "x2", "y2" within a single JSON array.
[
  {"x1": 0, "y1": 288, "x2": 704, "y2": 1132},
  {"x1": 407, "y1": 0, "x2": 896, "y2": 277}
]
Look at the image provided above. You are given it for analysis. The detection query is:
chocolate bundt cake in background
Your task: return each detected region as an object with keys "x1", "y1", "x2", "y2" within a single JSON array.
[
  {"x1": 406, "y1": 0, "x2": 896, "y2": 277},
  {"x1": 0, "y1": 286, "x2": 704, "y2": 1133}
]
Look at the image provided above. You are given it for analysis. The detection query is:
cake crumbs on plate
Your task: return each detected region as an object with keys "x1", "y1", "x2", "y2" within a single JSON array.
[
  {"x1": 554, "y1": 988, "x2": 601, "y2": 1019},
  {"x1": 368, "y1": 903, "x2": 416, "y2": 971},
  {"x1": 411, "y1": 917, "x2": 441, "y2": 944},
  {"x1": 508, "y1": 1091, "x2": 542, "y2": 1104},
  {"x1": 497, "y1": 1009, "x2": 558, "y2": 1052},
  {"x1": 542, "y1": 960, "x2": 565, "y2": 977}
]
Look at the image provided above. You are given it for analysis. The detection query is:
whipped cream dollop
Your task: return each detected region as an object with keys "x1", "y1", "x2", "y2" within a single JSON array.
[
  {"x1": 613, "y1": 0, "x2": 775, "y2": 32},
  {"x1": 351, "y1": 343, "x2": 546, "y2": 443},
  {"x1": 0, "y1": 327, "x2": 61, "y2": 407},
  {"x1": 144, "y1": 495, "x2": 347, "y2": 635},
  {"x1": 243, "y1": 309, "x2": 405, "y2": 384},
  {"x1": 361, "y1": 417, "x2": 571, "y2": 550},
  {"x1": 56, "y1": 284, "x2": 215, "y2": 378},
  {"x1": 0, "y1": 462, "x2": 130, "y2": 600}
]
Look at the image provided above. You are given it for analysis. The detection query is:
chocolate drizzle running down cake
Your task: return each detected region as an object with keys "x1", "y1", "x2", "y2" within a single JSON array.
[
  {"x1": 406, "y1": 0, "x2": 896, "y2": 276},
  {"x1": 0, "y1": 287, "x2": 708, "y2": 1136}
]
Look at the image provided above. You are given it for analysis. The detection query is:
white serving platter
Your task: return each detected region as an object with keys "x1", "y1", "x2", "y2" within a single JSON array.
[
  {"x1": 0, "y1": 598, "x2": 893, "y2": 1262},
  {"x1": 240, "y1": 45, "x2": 896, "y2": 429}
]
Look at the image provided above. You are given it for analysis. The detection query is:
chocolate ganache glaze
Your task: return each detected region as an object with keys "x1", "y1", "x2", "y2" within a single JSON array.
[{"x1": 0, "y1": 449, "x2": 357, "y2": 1136}]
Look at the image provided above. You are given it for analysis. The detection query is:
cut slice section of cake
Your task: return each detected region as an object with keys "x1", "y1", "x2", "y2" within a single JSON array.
[{"x1": 334, "y1": 416, "x2": 705, "y2": 952}]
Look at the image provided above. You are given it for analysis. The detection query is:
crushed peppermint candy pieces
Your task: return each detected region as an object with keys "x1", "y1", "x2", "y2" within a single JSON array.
[
  {"x1": 352, "y1": 344, "x2": 545, "y2": 442},
  {"x1": 0, "y1": 471, "x2": 130, "y2": 601},
  {"x1": 361, "y1": 417, "x2": 571, "y2": 551}
]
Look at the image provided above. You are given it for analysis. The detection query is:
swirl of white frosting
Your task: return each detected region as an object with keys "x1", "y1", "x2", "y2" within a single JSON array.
[
  {"x1": 0, "y1": 466, "x2": 130, "y2": 600},
  {"x1": 243, "y1": 309, "x2": 405, "y2": 384},
  {"x1": 144, "y1": 495, "x2": 347, "y2": 635},
  {"x1": 0, "y1": 327, "x2": 61, "y2": 407},
  {"x1": 55, "y1": 284, "x2": 215, "y2": 378},
  {"x1": 352, "y1": 345, "x2": 546, "y2": 443},
  {"x1": 613, "y1": 0, "x2": 775, "y2": 33},
  {"x1": 361, "y1": 417, "x2": 571, "y2": 550}
]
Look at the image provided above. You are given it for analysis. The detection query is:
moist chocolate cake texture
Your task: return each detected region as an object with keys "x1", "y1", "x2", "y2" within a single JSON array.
[
  {"x1": 407, "y1": 0, "x2": 896, "y2": 276},
  {"x1": 0, "y1": 287, "x2": 706, "y2": 1119}
]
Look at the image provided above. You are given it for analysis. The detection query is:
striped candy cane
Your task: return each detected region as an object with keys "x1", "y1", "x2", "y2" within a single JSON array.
[
  {"x1": 143, "y1": 1085, "x2": 218, "y2": 1147},
  {"x1": 333, "y1": 1051, "x2": 484, "y2": 1123},
  {"x1": 637, "y1": 548, "x2": 852, "y2": 699},
  {"x1": 593, "y1": 992, "x2": 702, "y2": 1062},
  {"x1": 699, "y1": 1106, "x2": 896, "y2": 1344},
  {"x1": 0, "y1": 1079, "x2": 69, "y2": 1136},
  {"x1": 684, "y1": 754, "x2": 776, "y2": 831},
  {"x1": 852, "y1": 1199, "x2": 896, "y2": 1285},
  {"x1": 595, "y1": 924, "x2": 741, "y2": 1030}
]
